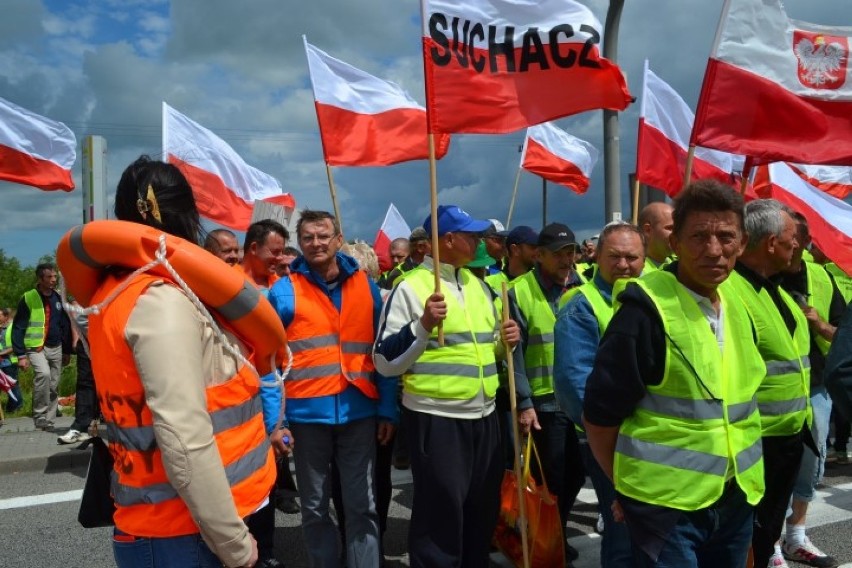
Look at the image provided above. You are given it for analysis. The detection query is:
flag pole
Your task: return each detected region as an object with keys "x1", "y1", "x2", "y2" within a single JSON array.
[
  {"x1": 631, "y1": 175, "x2": 641, "y2": 225},
  {"x1": 324, "y1": 163, "x2": 344, "y2": 239},
  {"x1": 740, "y1": 156, "x2": 754, "y2": 195},
  {"x1": 428, "y1": 133, "x2": 444, "y2": 346},
  {"x1": 542, "y1": 178, "x2": 548, "y2": 227},
  {"x1": 506, "y1": 167, "x2": 522, "y2": 229},
  {"x1": 501, "y1": 281, "x2": 531, "y2": 568},
  {"x1": 683, "y1": 145, "x2": 696, "y2": 190}
]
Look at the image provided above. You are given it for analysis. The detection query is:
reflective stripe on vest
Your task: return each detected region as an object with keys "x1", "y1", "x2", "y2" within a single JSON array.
[
  {"x1": 727, "y1": 271, "x2": 812, "y2": 436},
  {"x1": 1, "y1": 325, "x2": 18, "y2": 364},
  {"x1": 403, "y1": 267, "x2": 499, "y2": 401},
  {"x1": 805, "y1": 261, "x2": 834, "y2": 356},
  {"x1": 286, "y1": 272, "x2": 378, "y2": 399},
  {"x1": 22, "y1": 289, "x2": 46, "y2": 349},
  {"x1": 88, "y1": 273, "x2": 275, "y2": 538},
  {"x1": 511, "y1": 270, "x2": 556, "y2": 396},
  {"x1": 614, "y1": 271, "x2": 766, "y2": 511}
]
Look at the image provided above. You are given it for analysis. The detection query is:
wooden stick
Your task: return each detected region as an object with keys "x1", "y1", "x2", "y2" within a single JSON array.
[
  {"x1": 428, "y1": 133, "x2": 444, "y2": 346},
  {"x1": 631, "y1": 176, "x2": 641, "y2": 225},
  {"x1": 506, "y1": 167, "x2": 522, "y2": 229},
  {"x1": 324, "y1": 163, "x2": 344, "y2": 239},
  {"x1": 740, "y1": 156, "x2": 753, "y2": 195},
  {"x1": 682, "y1": 145, "x2": 696, "y2": 190},
  {"x1": 501, "y1": 281, "x2": 530, "y2": 568}
]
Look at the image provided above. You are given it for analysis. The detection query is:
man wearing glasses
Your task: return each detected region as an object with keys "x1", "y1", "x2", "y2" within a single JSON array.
[
  {"x1": 373, "y1": 205, "x2": 521, "y2": 568},
  {"x1": 267, "y1": 210, "x2": 397, "y2": 568}
]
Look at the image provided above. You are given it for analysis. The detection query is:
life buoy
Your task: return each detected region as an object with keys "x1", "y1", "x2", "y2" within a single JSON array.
[{"x1": 56, "y1": 220, "x2": 287, "y2": 375}]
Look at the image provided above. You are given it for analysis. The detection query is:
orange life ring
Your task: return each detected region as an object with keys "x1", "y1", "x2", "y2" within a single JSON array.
[{"x1": 56, "y1": 220, "x2": 287, "y2": 375}]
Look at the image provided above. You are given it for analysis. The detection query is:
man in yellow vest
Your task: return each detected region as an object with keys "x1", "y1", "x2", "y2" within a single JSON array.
[
  {"x1": 484, "y1": 225, "x2": 538, "y2": 293},
  {"x1": 11, "y1": 263, "x2": 72, "y2": 431},
  {"x1": 0, "y1": 307, "x2": 23, "y2": 414},
  {"x1": 726, "y1": 200, "x2": 811, "y2": 568},
  {"x1": 373, "y1": 204, "x2": 520, "y2": 567},
  {"x1": 778, "y1": 213, "x2": 845, "y2": 567},
  {"x1": 554, "y1": 220, "x2": 645, "y2": 568},
  {"x1": 638, "y1": 202, "x2": 674, "y2": 272},
  {"x1": 508, "y1": 221, "x2": 588, "y2": 562},
  {"x1": 584, "y1": 180, "x2": 766, "y2": 567},
  {"x1": 378, "y1": 228, "x2": 431, "y2": 290}
]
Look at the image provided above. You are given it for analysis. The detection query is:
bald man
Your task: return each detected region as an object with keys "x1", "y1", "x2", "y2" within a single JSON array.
[{"x1": 638, "y1": 202, "x2": 674, "y2": 271}]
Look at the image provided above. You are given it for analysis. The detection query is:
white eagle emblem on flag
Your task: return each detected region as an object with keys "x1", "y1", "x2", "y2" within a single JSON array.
[{"x1": 793, "y1": 31, "x2": 848, "y2": 90}]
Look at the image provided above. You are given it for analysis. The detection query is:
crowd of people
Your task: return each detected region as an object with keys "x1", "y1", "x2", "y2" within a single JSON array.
[{"x1": 3, "y1": 157, "x2": 852, "y2": 568}]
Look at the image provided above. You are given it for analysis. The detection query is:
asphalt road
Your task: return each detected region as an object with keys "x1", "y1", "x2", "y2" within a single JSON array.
[{"x1": 1, "y1": 460, "x2": 851, "y2": 567}]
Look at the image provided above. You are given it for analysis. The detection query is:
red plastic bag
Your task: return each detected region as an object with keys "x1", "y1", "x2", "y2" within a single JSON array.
[{"x1": 493, "y1": 436, "x2": 565, "y2": 568}]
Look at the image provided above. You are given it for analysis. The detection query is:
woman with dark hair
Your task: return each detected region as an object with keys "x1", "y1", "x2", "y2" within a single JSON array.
[{"x1": 74, "y1": 156, "x2": 278, "y2": 568}]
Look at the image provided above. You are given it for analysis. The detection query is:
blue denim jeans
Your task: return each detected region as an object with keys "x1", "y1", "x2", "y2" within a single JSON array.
[
  {"x1": 113, "y1": 530, "x2": 222, "y2": 568},
  {"x1": 792, "y1": 386, "x2": 832, "y2": 502},
  {"x1": 632, "y1": 484, "x2": 754, "y2": 568},
  {"x1": 579, "y1": 440, "x2": 633, "y2": 568}
]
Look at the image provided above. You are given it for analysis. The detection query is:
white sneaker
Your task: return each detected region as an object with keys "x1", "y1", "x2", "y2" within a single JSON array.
[
  {"x1": 768, "y1": 551, "x2": 789, "y2": 568},
  {"x1": 57, "y1": 429, "x2": 91, "y2": 445}
]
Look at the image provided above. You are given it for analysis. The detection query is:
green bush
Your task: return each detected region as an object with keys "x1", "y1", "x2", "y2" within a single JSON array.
[{"x1": 2, "y1": 356, "x2": 77, "y2": 418}]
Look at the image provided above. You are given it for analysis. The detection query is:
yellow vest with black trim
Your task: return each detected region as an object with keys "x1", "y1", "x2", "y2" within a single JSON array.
[
  {"x1": 614, "y1": 271, "x2": 766, "y2": 511},
  {"x1": 805, "y1": 261, "x2": 834, "y2": 356},
  {"x1": 727, "y1": 271, "x2": 811, "y2": 437},
  {"x1": 402, "y1": 267, "x2": 499, "y2": 400},
  {"x1": 1, "y1": 325, "x2": 18, "y2": 364},
  {"x1": 511, "y1": 270, "x2": 557, "y2": 397},
  {"x1": 22, "y1": 289, "x2": 47, "y2": 349},
  {"x1": 824, "y1": 263, "x2": 852, "y2": 304},
  {"x1": 558, "y1": 280, "x2": 612, "y2": 336},
  {"x1": 485, "y1": 271, "x2": 509, "y2": 294}
]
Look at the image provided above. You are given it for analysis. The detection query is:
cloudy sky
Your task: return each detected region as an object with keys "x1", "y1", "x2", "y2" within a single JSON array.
[{"x1": 0, "y1": 0, "x2": 845, "y2": 265}]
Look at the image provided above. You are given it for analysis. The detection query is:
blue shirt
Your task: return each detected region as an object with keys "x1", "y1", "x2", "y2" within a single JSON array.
[
  {"x1": 553, "y1": 271, "x2": 613, "y2": 425},
  {"x1": 266, "y1": 252, "x2": 398, "y2": 428}
]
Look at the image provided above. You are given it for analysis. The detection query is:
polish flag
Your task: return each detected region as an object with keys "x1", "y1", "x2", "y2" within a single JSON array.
[
  {"x1": 421, "y1": 0, "x2": 632, "y2": 134},
  {"x1": 373, "y1": 203, "x2": 412, "y2": 270},
  {"x1": 0, "y1": 96, "x2": 75, "y2": 191},
  {"x1": 636, "y1": 63, "x2": 745, "y2": 197},
  {"x1": 521, "y1": 122, "x2": 598, "y2": 194},
  {"x1": 304, "y1": 38, "x2": 450, "y2": 166},
  {"x1": 788, "y1": 163, "x2": 852, "y2": 199},
  {"x1": 163, "y1": 103, "x2": 295, "y2": 231},
  {"x1": 754, "y1": 162, "x2": 852, "y2": 275},
  {"x1": 692, "y1": 0, "x2": 852, "y2": 165}
]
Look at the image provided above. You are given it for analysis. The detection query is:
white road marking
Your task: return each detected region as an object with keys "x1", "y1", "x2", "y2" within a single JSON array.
[{"x1": 0, "y1": 489, "x2": 82, "y2": 510}]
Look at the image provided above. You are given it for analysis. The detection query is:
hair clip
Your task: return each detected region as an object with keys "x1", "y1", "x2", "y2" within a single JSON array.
[{"x1": 136, "y1": 184, "x2": 162, "y2": 223}]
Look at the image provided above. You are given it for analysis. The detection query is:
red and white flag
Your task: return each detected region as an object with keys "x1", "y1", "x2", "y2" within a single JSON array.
[
  {"x1": 521, "y1": 122, "x2": 598, "y2": 194},
  {"x1": 637, "y1": 63, "x2": 743, "y2": 197},
  {"x1": 788, "y1": 163, "x2": 852, "y2": 199},
  {"x1": 304, "y1": 38, "x2": 449, "y2": 166},
  {"x1": 163, "y1": 103, "x2": 295, "y2": 230},
  {"x1": 0, "y1": 96, "x2": 75, "y2": 191},
  {"x1": 692, "y1": 0, "x2": 852, "y2": 165},
  {"x1": 373, "y1": 203, "x2": 412, "y2": 270},
  {"x1": 754, "y1": 162, "x2": 852, "y2": 275},
  {"x1": 421, "y1": 0, "x2": 632, "y2": 134}
]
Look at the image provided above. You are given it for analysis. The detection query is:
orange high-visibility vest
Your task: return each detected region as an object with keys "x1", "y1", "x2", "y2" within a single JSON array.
[
  {"x1": 286, "y1": 271, "x2": 378, "y2": 400},
  {"x1": 88, "y1": 273, "x2": 275, "y2": 537}
]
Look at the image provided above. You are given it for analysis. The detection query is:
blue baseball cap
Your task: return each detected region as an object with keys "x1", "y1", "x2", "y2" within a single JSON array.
[
  {"x1": 423, "y1": 205, "x2": 492, "y2": 236},
  {"x1": 506, "y1": 225, "x2": 539, "y2": 247}
]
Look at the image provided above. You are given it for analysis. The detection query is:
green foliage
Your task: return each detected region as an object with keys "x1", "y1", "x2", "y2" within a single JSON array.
[
  {"x1": 2, "y1": 357, "x2": 78, "y2": 417},
  {"x1": 0, "y1": 249, "x2": 35, "y2": 309}
]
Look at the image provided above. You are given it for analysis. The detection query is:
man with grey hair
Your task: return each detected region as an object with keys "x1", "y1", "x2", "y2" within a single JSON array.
[{"x1": 725, "y1": 199, "x2": 809, "y2": 568}]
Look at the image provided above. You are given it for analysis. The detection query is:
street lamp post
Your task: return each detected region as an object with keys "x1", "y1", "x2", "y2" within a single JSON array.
[{"x1": 603, "y1": 0, "x2": 625, "y2": 223}]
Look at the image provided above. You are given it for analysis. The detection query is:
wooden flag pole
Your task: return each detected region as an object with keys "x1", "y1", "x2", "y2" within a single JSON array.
[
  {"x1": 428, "y1": 133, "x2": 444, "y2": 346},
  {"x1": 631, "y1": 176, "x2": 641, "y2": 225},
  {"x1": 740, "y1": 156, "x2": 754, "y2": 195},
  {"x1": 324, "y1": 163, "x2": 344, "y2": 239},
  {"x1": 501, "y1": 281, "x2": 530, "y2": 568},
  {"x1": 506, "y1": 167, "x2": 522, "y2": 229},
  {"x1": 682, "y1": 145, "x2": 696, "y2": 190}
]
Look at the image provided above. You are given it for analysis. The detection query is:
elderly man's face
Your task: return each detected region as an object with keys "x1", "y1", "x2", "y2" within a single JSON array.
[{"x1": 670, "y1": 210, "x2": 745, "y2": 297}]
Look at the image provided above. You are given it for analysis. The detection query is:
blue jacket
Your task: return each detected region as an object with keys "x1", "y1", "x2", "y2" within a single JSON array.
[
  {"x1": 553, "y1": 271, "x2": 613, "y2": 425},
  {"x1": 266, "y1": 252, "x2": 398, "y2": 427}
]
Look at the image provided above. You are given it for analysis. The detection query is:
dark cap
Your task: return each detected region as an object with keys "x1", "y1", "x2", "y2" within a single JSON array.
[
  {"x1": 423, "y1": 205, "x2": 492, "y2": 236},
  {"x1": 538, "y1": 223, "x2": 578, "y2": 252},
  {"x1": 409, "y1": 227, "x2": 428, "y2": 242},
  {"x1": 506, "y1": 225, "x2": 539, "y2": 247}
]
